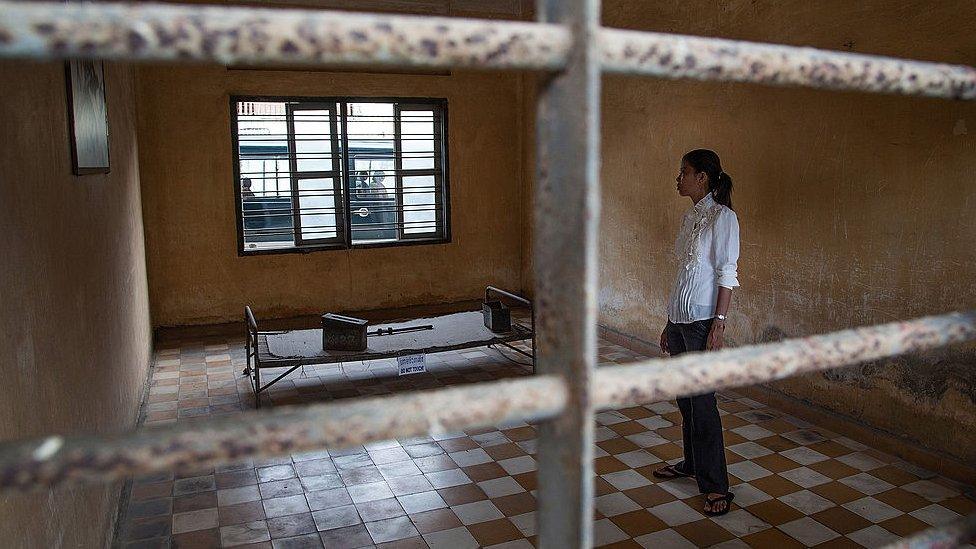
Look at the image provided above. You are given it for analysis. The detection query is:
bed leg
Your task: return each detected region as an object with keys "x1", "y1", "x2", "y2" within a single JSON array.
[{"x1": 254, "y1": 356, "x2": 262, "y2": 409}]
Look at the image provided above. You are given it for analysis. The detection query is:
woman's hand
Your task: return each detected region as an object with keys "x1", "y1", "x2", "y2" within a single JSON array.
[
  {"x1": 660, "y1": 326, "x2": 670, "y2": 355},
  {"x1": 706, "y1": 320, "x2": 726, "y2": 351}
]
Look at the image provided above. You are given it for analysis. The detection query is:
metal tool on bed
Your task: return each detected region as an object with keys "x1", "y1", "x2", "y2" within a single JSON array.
[{"x1": 244, "y1": 286, "x2": 535, "y2": 407}]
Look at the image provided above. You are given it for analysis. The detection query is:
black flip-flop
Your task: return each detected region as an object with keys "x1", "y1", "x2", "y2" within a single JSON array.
[
  {"x1": 651, "y1": 464, "x2": 694, "y2": 480},
  {"x1": 703, "y1": 492, "x2": 735, "y2": 516}
]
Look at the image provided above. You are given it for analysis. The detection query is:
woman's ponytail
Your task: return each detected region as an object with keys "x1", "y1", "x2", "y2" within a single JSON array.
[{"x1": 712, "y1": 171, "x2": 734, "y2": 210}]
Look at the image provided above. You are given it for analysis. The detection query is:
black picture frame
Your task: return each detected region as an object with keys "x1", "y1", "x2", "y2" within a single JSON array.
[{"x1": 65, "y1": 60, "x2": 110, "y2": 175}]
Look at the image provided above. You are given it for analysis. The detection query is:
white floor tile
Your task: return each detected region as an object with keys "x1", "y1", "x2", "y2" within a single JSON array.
[
  {"x1": 649, "y1": 500, "x2": 705, "y2": 526},
  {"x1": 777, "y1": 517, "x2": 840, "y2": 546}
]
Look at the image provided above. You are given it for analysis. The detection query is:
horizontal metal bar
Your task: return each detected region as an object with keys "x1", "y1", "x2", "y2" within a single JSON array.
[
  {"x1": 0, "y1": 376, "x2": 566, "y2": 492},
  {"x1": 882, "y1": 512, "x2": 976, "y2": 548},
  {"x1": 594, "y1": 310, "x2": 976, "y2": 409},
  {"x1": 600, "y1": 28, "x2": 976, "y2": 100},
  {"x1": 3, "y1": 2, "x2": 976, "y2": 101},
  {"x1": 0, "y1": 1, "x2": 569, "y2": 71}
]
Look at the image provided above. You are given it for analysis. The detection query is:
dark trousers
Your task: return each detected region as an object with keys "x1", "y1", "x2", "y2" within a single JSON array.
[{"x1": 666, "y1": 319, "x2": 729, "y2": 494}]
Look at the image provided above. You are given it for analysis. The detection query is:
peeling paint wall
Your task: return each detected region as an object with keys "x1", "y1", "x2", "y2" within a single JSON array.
[
  {"x1": 0, "y1": 62, "x2": 152, "y2": 547},
  {"x1": 137, "y1": 64, "x2": 527, "y2": 326},
  {"x1": 597, "y1": 1, "x2": 976, "y2": 463}
]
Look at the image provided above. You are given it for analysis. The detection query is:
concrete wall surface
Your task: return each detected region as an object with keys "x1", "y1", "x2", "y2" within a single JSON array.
[
  {"x1": 0, "y1": 61, "x2": 153, "y2": 547},
  {"x1": 597, "y1": 1, "x2": 976, "y2": 463}
]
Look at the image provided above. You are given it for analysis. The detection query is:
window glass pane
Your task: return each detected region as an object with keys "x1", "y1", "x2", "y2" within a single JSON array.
[
  {"x1": 238, "y1": 101, "x2": 294, "y2": 250},
  {"x1": 294, "y1": 109, "x2": 333, "y2": 172},
  {"x1": 298, "y1": 177, "x2": 338, "y2": 240},
  {"x1": 400, "y1": 110, "x2": 435, "y2": 170},
  {"x1": 347, "y1": 103, "x2": 398, "y2": 243},
  {"x1": 403, "y1": 175, "x2": 438, "y2": 235}
]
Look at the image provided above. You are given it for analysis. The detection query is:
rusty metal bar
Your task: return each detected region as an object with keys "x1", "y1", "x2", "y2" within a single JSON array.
[
  {"x1": 2, "y1": 2, "x2": 976, "y2": 102},
  {"x1": 594, "y1": 310, "x2": 976, "y2": 409},
  {"x1": 601, "y1": 28, "x2": 976, "y2": 100},
  {"x1": 882, "y1": 512, "x2": 976, "y2": 548},
  {"x1": 0, "y1": 376, "x2": 566, "y2": 492},
  {"x1": 0, "y1": 1, "x2": 569, "y2": 71},
  {"x1": 533, "y1": 0, "x2": 601, "y2": 547}
]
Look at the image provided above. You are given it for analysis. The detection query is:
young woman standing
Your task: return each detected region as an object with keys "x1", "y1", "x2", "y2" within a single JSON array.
[{"x1": 652, "y1": 149, "x2": 740, "y2": 516}]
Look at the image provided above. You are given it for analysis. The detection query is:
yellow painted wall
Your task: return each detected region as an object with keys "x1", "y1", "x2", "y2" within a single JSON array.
[
  {"x1": 597, "y1": 1, "x2": 976, "y2": 462},
  {"x1": 136, "y1": 66, "x2": 528, "y2": 326},
  {"x1": 0, "y1": 61, "x2": 152, "y2": 547}
]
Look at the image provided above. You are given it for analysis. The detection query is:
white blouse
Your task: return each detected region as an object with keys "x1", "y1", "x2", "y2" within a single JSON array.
[{"x1": 666, "y1": 193, "x2": 740, "y2": 324}]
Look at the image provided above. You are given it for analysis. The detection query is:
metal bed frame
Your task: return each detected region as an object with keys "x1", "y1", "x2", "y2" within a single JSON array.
[
  {"x1": 0, "y1": 2, "x2": 975, "y2": 547},
  {"x1": 244, "y1": 286, "x2": 535, "y2": 407}
]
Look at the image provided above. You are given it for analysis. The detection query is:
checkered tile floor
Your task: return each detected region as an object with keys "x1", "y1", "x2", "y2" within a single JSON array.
[{"x1": 116, "y1": 336, "x2": 975, "y2": 548}]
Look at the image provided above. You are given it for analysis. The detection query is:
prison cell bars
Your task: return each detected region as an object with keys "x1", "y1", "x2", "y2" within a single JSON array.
[{"x1": 1, "y1": 1, "x2": 976, "y2": 548}]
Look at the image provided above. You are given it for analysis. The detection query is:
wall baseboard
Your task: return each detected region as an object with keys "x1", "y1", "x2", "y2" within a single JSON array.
[{"x1": 598, "y1": 324, "x2": 976, "y2": 487}]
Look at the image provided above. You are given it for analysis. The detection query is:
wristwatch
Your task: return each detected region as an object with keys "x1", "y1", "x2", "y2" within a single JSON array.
[{"x1": 714, "y1": 314, "x2": 727, "y2": 321}]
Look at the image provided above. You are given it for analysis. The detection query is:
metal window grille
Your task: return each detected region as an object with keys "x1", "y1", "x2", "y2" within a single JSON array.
[
  {"x1": 1, "y1": 1, "x2": 975, "y2": 547},
  {"x1": 232, "y1": 96, "x2": 450, "y2": 253}
]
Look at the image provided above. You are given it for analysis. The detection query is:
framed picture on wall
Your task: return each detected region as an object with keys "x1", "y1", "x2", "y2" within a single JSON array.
[{"x1": 65, "y1": 60, "x2": 110, "y2": 175}]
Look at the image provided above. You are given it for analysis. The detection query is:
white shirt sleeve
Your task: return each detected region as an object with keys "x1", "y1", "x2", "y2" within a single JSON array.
[{"x1": 713, "y1": 209, "x2": 740, "y2": 289}]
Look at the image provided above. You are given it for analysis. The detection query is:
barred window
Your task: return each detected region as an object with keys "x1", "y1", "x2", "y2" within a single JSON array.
[{"x1": 232, "y1": 97, "x2": 450, "y2": 254}]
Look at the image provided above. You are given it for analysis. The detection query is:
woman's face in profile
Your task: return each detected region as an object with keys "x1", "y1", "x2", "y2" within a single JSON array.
[{"x1": 675, "y1": 160, "x2": 702, "y2": 197}]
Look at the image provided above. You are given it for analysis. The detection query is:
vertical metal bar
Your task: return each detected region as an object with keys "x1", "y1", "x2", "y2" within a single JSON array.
[{"x1": 534, "y1": 0, "x2": 601, "y2": 547}]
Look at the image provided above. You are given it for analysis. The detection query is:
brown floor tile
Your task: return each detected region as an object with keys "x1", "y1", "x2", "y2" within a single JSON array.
[
  {"x1": 503, "y1": 426, "x2": 536, "y2": 441},
  {"x1": 410, "y1": 508, "x2": 462, "y2": 534},
  {"x1": 513, "y1": 471, "x2": 538, "y2": 492},
  {"x1": 869, "y1": 465, "x2": 919, "y2": 486},
  {"x1": 674, "y1": 518, "x2": 735, "y2": 546},
  {"x1": 609, "y1": 509, "x2": 668, "y2": 537},
  {"x1": 438, "y1": 437, "x2": 478, "y2": 453},
  {"x1": 718, "y1": 401, "x2": 752, "y2": 413},
  {"x1": 746, "y1": 499, "x2": 804, "y2": 526},
  {"x1": 124, "y1": 516, "x2": 172, "y2": 541},
  {"x1": 808, "y1": 441, "x2": 853, "y2": 458},
  {"x1": 598, "y1": 438, "x2": 641, "y2": 455},
  {"x1": 485, "y1": 443, "x2": 527, "y2": 461},
  {"x1": 942, "y1": 495, "x2": 976, "y2": 515},
  {"x1": 219, "y1": 501, "x2": 266, "y2": 527},
  {"x1": 619, "y1": 406, "x2": 654, "y2": 420},
  {"x1": 809, "y1": 460, "x2": 861, "y2": 480},
  {"x1": 643, "y1": 443, "x2": 682, "y2": 462},
  {"x1": 723, "y1": 431, "x2": 749, "y2": 446},
  {"x1": 437, "y1": 484, "x2": 487, "y2": 506},
  {"x1": 880, "y1": 513, "x2": 931, "y2": 537},
  {"x1": 874, "y1": 488, "x2": 931, "y2": 513},
  {"x1": 594, "y1": 456, "x2": 630, "y2": 475},
  {"x1": 468, "y1": 518, "x2": 523, "y2": 546},
  {"x1": 742, "y1": 527, "x2": 806, "y2": 548},
  {"x1": 721, "y1": 415, "x2": 749, "y2": 429},
  {"x1": 594, "y1": 477, "x2": 616, "y2": 497},
  {"x1": 216, "y1": 469, "x2": 258, "y2": 489},
  {"x1": 753, "y1": 454, "x2": 801, "y2": 473},
  {"x1": 174, "y1": 492, "x2": 217, "y2": 513},
  {"x1": 623, "y1": 485, "x2": 676, "y2": 508},
  {"x1": 127, "y1": 498, "x2": 173, "y2": 520},
  {"x1": 811, "y1": 481, "x2": 867, "y2": 505},
  {"x1": 662, "y1": 411, "x2": 683, "y2": 425},
  {"x1": 749, "y1": 475, "x2": 802, "y2": 498},
  {"x1": 609, "y1": 421, "x2": 648, "y2": 437},
  {"x1": 757, "y1": 435, "x2": 799, "y2": 452},
  {"x1": 493, "y1": 492, "x2": 536, "y2": 516},
  {"x1": 462, "y1": 462, "x2": 508, "y2": 483},
  {"x1": 656, "y1": 425, "x2": 684, "y2": 441},
  {"x1": 171, "y1": 527, "x2": 220, "y2": 549},
  {"x1": 811, "y1": 506, "x2": 872, "y2": 534}
]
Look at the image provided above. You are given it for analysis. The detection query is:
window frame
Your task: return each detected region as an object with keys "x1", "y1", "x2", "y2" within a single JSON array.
[{"x1": 230, "y1": 95, "x2": 452, "y2": 256}]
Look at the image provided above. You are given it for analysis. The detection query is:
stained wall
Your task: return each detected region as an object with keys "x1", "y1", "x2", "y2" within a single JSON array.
[
  {"x1": 596, "y1": 1, "x2": 976, "y2": 463},
  {"x1": 0, "y1": 61, "x2": 152, "y2": 547}
]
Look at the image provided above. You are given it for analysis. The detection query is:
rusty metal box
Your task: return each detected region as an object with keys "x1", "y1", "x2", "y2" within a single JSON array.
[{"x1": 322, "y1": 313, "x2": 368, "y2": 351}]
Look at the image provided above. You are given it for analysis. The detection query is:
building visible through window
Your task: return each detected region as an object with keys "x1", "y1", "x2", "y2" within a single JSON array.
[{"x1": 233, "y1": 97, "x2": 449, "y2": 253}]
